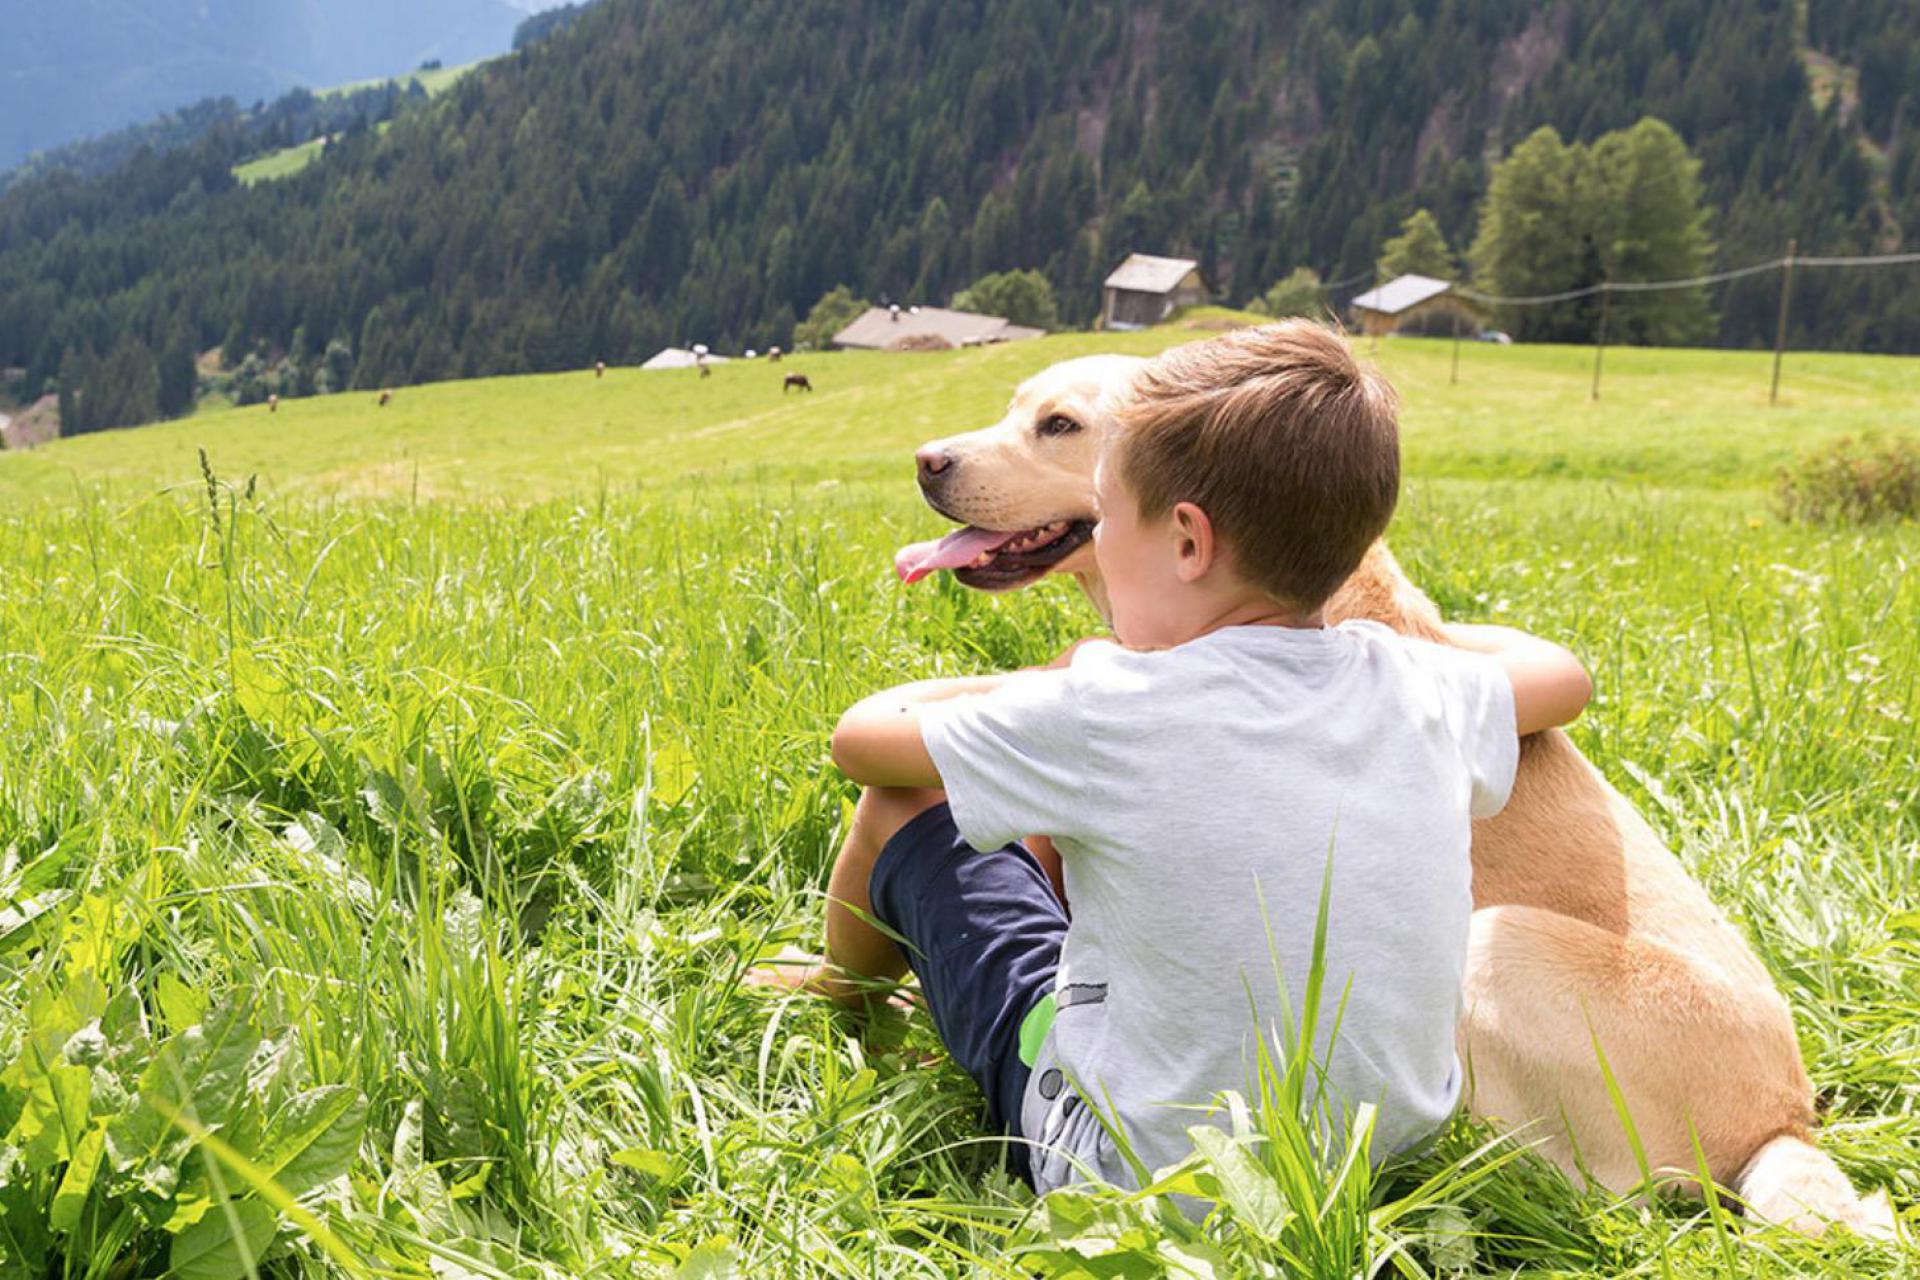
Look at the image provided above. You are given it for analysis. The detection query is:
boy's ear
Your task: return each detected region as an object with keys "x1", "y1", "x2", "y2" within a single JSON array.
[{"x1": 1170, "y1": 501, "x2": 1215, "y2": 582}]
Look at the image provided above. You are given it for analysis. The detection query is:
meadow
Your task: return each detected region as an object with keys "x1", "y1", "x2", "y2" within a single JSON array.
[{"x1": 2, "y1": 323, "x2": 1919, "y2": 1277}]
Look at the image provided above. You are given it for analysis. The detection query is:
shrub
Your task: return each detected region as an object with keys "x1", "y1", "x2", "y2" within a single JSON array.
[
  {"x1": 1246, "y1": 267, "x2": 1325, "y2": 320},
  {"x1": 1775, "y1": 434, "x2": 1920, "y2": 524},
  {"x1": 952, "y1": 268, "x2": 1060, "y2": 330},
  {"x1": 794, "y1": 285, "x2": 868, "y2": 351}
]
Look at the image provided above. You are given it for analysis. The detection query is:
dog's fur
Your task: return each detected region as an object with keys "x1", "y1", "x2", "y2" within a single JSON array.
[{"x1": 910, "y1": 353, "x2": 1893, "y2": 1237}]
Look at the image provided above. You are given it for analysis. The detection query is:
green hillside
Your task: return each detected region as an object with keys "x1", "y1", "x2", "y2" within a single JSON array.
[
  {"x1": 7, "y1": 0, "x2": 1920, "y2": 436},
  {"x1": 6, "y1": 324, "x2": 1917, "y2": 505},
  {"x1": 233, "y1": 62, "x2": 485, "y2": 186}
]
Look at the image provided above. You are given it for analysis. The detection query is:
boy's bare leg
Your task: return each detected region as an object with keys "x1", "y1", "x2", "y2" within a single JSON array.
[{"x1": 748, "y1": 785, "x2": 946, "y2": 1009}]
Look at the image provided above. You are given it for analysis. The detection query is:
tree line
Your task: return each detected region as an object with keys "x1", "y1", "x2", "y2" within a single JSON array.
[{"x1": 3, "y1": 0, "x2": 1918, "y2": 436}]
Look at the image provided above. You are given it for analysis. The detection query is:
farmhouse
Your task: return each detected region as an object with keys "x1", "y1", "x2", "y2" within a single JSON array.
[
  {"x1": 640, "y1": 347, "x2": 733, "y2": 370},
  {"x1": 1100, "y1": 254, "x2": 1210, "y2": 330},
  {"x1": 832, "y1": 305, "x2": 1043, "y2": 351},
  {"x1": 1349, "y1": 274, "x2": 1483, "y2": 337}
]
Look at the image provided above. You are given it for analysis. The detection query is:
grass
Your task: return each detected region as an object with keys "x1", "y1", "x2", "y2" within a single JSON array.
[
  {"x1": 231, "y1": 61, "x2": 481, "y2": 187},
  {"x1": 2, "y1": 323, "x2": 1919, "y2": 1276}
]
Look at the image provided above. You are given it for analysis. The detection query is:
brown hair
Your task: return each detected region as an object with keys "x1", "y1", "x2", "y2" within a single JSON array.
[{"x1": 1114, "y1": 320, "x2": 1399, "y2": 611}]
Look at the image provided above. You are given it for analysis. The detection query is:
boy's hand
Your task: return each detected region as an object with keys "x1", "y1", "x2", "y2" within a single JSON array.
[
  {"x1": 1441, "y1": 623, "x2": 1592, "y2": 737},
  {"x1": 830, "y1": 674, "x2": 1009, "y2": 787}
]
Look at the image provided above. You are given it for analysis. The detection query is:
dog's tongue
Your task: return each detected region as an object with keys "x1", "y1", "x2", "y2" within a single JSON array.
[{"x1": 895, "y1": 526, "x2": 1022, "y2": 583}]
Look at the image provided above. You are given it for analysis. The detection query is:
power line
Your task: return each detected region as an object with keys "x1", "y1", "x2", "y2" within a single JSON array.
[{"x1": 1452, "y1": 247, "x2": 1920, "y2": 307}]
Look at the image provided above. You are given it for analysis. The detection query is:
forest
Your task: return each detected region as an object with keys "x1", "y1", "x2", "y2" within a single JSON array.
[{"x1": 2, "y1": 0, "x2": 1918, "y2": 434}]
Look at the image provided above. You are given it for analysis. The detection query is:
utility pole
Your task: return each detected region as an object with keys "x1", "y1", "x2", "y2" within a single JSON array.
[
  {"x1": 1450, "y1": 307, "x2": 1462, "y2": 386},
  {"x1": 1770, "y1": 238, "x2": 1797, "y2": 407},
  {"x1": 1590, "y1": 279, "x2": 1611, "y2": 402}
]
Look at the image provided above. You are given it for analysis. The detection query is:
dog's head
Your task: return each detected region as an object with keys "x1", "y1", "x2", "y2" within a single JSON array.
[{"x1": 896, "y1": 353, "x2": 1145, "y2": 592}]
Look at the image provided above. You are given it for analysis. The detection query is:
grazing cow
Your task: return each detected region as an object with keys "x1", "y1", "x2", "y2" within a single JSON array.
[
  {"x1": 268, "y1": 394, "x2": 279, "y2": 413},
  {"x1": 698, "y1": 359, "x2": 712, "y2": 379},
  {"x1": 378, "y1": 389, "x2": 393, "y2": 407},
  {"x1": 768, "y1": 347, "x2": 783, "y2": 363},
  {"x1": 784, "y1": 373, "x2": 813, "y2": 393},
  {"x1": 595, "y1": 360, "x2": 607, "y2": 378}
]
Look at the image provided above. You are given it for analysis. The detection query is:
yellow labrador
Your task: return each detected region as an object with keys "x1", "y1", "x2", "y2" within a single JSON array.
[{"x1": 895, "y1": 352, "x2": 1893, "y2": 1237}]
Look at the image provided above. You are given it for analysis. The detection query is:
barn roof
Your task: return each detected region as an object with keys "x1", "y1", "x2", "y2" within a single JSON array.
[
  {"x1": 1351, "y1": 274, "x2": 1455, "y2": 316},
  {"x1": 832, "y1": 306, "x2": 1042, "y2": 350},
  {"x1": 1103, "y1": 253, "x2": 1202, "y2": 294}
]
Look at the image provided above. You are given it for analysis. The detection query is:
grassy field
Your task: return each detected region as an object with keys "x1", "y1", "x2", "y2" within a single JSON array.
[
  {"x1": 232, "y1": 62, "x2": 480, "y2": 187},
  {"x1": 2, "y1": 323, "x2": 1919, "y2": 1276}
]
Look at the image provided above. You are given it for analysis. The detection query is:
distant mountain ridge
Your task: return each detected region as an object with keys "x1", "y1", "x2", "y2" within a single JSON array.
[{"x1": 0, "y1": 0, "x2": 524, "y2": 169}]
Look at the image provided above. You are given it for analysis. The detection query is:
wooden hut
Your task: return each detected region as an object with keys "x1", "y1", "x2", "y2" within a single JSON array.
[
  {"x1": 1349, "y1": 275, "x2": 1482, "y2": 338},
  {"x1": 1100, "y1": 255, "x2": 1210, "y2": 330}
]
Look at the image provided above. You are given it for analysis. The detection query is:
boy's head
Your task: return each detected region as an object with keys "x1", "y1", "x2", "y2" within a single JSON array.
[{"x1": 1093, "y1": 321, "x2": 1400, "y2": 647}]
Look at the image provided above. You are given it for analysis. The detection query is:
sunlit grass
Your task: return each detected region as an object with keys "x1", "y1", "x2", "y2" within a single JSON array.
[{"x1": 2, "y1": 327, "x2": 1918, "y2": 1274}]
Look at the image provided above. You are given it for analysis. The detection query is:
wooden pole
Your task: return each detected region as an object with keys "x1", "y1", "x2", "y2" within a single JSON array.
[
  {"x1": 1770, "y1": 237, "x2": 1797, "y2": 407},
  {"x1": 1450, "y1": 306, "x2": 1462, "y2": 385},
  {"x1": 1590, "y1": 278, "x2": 1611, "y2": 402}
]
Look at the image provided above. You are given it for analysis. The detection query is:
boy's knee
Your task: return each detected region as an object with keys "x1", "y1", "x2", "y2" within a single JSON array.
[{"x1": 856, "y1": 785, "x2": 947, "y2": 846}]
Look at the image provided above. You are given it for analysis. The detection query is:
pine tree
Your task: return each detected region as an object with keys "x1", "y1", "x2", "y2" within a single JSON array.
[
  {"x1": 158, "y1": 325, "x2": 198, "y2": 419},
  {"x1": 1376, "y1": 209, "x2": 1456, "y2": 281}
]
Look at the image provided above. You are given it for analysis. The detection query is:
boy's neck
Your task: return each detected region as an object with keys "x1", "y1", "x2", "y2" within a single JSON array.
[{"x1": 1184, "y1": 593, "x2": 1325, "y2": 643}]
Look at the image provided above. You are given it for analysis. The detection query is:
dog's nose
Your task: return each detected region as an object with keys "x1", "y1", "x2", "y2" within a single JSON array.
[{"x1": 916, "y1": 448, "x2": 953, "y2": 481}]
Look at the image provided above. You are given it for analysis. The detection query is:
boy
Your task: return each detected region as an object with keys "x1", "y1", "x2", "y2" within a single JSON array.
[{"x1": 773, "y1": 321, "x2": 1591, "y2": 1194}]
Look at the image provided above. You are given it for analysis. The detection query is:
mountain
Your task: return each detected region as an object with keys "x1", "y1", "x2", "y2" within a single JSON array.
[
  {"x1": 0, "y1": 0, "x2": 524, "y2": 170},
  {"x1": 2, "y1": 0, "x2": 1917, "y2": 433}
]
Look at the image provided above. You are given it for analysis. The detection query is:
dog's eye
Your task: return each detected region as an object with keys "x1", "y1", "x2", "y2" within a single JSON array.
[{"x1": 1038, "y1": 414, "x2": 1081, "y2": 438}]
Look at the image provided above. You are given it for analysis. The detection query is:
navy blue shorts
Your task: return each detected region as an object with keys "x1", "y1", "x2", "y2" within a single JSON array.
[{"x1": 867, "y1": 802, "x2": 1066, "y2": 1181}]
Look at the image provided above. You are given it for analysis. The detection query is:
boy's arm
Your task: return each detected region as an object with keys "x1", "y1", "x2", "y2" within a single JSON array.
[
  {"x1": 829, "y1": 638, "x2": 1104, "y2": 789},
  {"x1": 1441, "y1": 622, "x2": 1592, "y2": 736},
  {"x1": 830, "y1": 675, "x2": 1011, "y2": 787}
]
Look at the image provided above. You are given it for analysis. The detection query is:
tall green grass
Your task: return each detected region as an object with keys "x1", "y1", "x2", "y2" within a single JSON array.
[{"x1": 2, "y1": 340, "x2": 1919, "y2": 1274}]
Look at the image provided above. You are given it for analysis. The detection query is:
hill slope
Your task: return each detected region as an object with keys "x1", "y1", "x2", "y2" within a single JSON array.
[
  {"x1": 4, "y1": 328, "x2": 1916, "y2": 506},
  {"x1": 0, "y1": 0, "x2": 522, "y2": 169},
  {"x1": 2, "y1": 0, "x2": 1918, "y2": 425}
]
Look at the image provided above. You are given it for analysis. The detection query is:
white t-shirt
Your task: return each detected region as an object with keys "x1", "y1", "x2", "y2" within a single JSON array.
[{"x1": 921, "y1": 621, "x2": 1517, "y2": 1193}]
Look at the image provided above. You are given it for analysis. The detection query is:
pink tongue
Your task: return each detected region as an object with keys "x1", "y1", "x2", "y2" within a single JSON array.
[{"x1": 894, "y1": 526, "x2": 1022, "y2": 583}]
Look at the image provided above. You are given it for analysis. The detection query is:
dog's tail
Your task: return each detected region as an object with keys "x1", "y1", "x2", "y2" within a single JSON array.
[{"x1": 1734, "y1": 1133, "x2": 1896, "y2": 1239}]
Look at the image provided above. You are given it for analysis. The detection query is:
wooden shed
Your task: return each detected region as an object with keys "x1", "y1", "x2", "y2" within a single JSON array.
[
  {"x1": 1100, "y1": 254, "x2": 1210, "y2": 330},
  {"x1": 1349, "y1": 274, "x2": 1482, "y2": 338}
]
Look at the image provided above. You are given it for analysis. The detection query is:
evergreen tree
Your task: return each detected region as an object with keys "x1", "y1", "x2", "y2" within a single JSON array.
[
  {"x1": 1376, "y1": 209, "x2": 1456, "y2": 281},
  {"x1": 158, "y1": 326, "x2": 198, "y2": 418}
]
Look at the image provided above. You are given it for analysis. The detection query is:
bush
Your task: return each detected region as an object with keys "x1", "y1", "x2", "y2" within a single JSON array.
[
  {"x1": 1775, "y1": 434, "x2": 1920, "y2": 524},
  {"x1": 795, "y1": 285, "x2": 868, "y2": 351},
  {"x1": 1246, "y1": 267, "x2": 1325, "y2": 320},
  {"x1": 952, "y1": 268, "x2": 1060, "y2": 330}
]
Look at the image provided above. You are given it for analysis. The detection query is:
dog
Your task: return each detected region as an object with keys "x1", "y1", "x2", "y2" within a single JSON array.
[
  {"x1": 898, "y1": 351, "x2": 1894, "y2": 1238},
  {"x1": 785, "y1": 373, "x2": 813, "y2": 394}
]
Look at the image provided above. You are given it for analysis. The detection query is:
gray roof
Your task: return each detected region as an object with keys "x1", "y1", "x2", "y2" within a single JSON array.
[
  {"x1": 832, "y1": 306, "x2": 1043, "y2": 350},
  {"x1": 1103, "y1": 253, "x2": 1202, "y2": 294},
  {"x1": 1351, "y1": 274, "x2": 1455, "y2": 316},
  {"x1": 639, "y1": 347, "x2": 735, "y2": 370}
]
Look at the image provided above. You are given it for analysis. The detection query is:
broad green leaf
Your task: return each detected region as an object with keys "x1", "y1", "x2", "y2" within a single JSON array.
[
  {"x1": 109, "y1": 997, "x2": 261, "y2": 1174},
  {"x1": 49, "y1": 1122, "x2": 106, "y2": 1233},
  {"x1": 61, "y1": 895, "x2": 139, "y2": 980},
  {"x1": 1186, "y1": 1125, "x2": 1289, "y2": 1241},
  {"x1": 257, "y1": 1086, "x2": 365, "y2": 1197},
  {"x1": 10, "y1": 1060, "x2": 90, "y2": 1169},
  {"x1": 155, "y1": 972, "x2": 208, "y2": 1033},
  {"x1": 1156, "y1": 1239, "x2": 1229, "y2": 1280},
  {"x1": 0, "y1": 888, "x2": 69, "y2": 959},
  {"x1": 610, "y1": 1147, "x2": 674, "y2": 1178},
  {"x1": 169, "y1": 1198, "x2": 276, "y2": 1280},
  {"x1": 673, "y1": 1237, "x2": 738, "y2": 1280}
]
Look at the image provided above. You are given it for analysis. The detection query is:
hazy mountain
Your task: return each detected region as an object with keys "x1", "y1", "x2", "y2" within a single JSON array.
[{"x1": 0, "y1": 0, "x2": 524, "y2": 169}]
